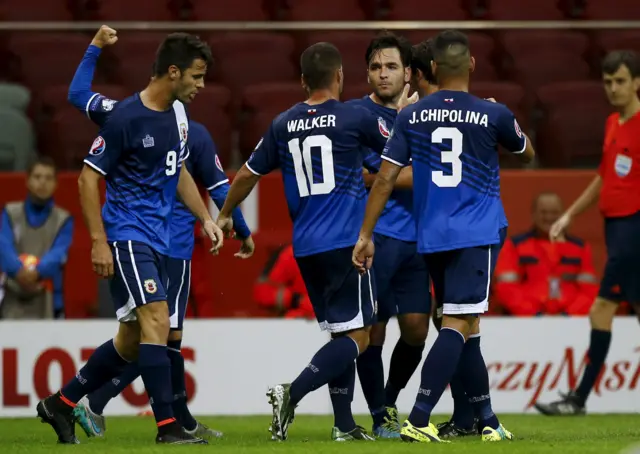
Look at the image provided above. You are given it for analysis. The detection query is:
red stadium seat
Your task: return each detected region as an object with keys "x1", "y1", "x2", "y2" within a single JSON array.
[
  {"x1": 300, "y1": 32, "x2": 377, "y2": 81},
  {"x1": 194, "y1": 84, "x2": 233, "y2": 110},
  {"x1": 190, "y1": 107, "x2": 233, "y2": 166},
  {"x1": 500, "y1": 31, "x2": 590, "y2": 61},
  {"x1": 117, "y1": 59, "x2": 154, "y2": 93},
  {"x1": 239, "y1": 110, "x2": 281, "y2": 160},
  {"x1": 0, "y1": 0, "x2": 73, "y2": 20},
  {"x1": 39, "y1": 84, "x2": 129, "y2": 116},
  {"x1": 109, "y1": 33, "x2": 167, "y2": 68},
  {"x1": 286, "y1": 0, "x2": 366, "y2": 20},
  {"x1": 586, "y1": 0, "x2": 640, "y2": 19},
  {"x1": 190, "y1": 0, "x2": 269, "y2": 20},
  {"x1": 536, "y1": 81, "x2": 608, "y2": 113},
  {"x1": 96, "y1": 0, "x2": 177, "y2": 21},
  {"x1": 536, "y1": 105, "x2": 611, "y2": 168},
  {"x1": 595, "y1": 31, "x2": 640, "y2": 56},
  {"x1": 10, "y1": 33, "x2": 90, "y2": 90},
  {"x1": 487, "y1": 0, "x2": 566, "y2": 19},
  {"x1": 44, "y1": 107, "x2": 101, "y2": 169},
  {"x1": 242, "y1": 83, "x2": 305, "y2": 115},
  {"x1": 508, "y1": 54, "x2": 592, "y2": 94},
  {"x1": 387, "y1": 0, "x2": 468, "y2": 20}
]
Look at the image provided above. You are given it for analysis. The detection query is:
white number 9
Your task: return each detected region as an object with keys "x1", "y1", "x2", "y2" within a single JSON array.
[{"x1": 166, "y1": 151, "x2": 177, "y2": 176}]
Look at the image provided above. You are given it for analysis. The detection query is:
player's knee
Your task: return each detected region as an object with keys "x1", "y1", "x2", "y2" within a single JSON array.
[
  {"x1": 136, "y1": 301, "x2": 170, "y2": 343},
  {"x1": 368, "y1": 321, "x2": 387, "y2": 346},
  {"x1": 340, "y1": 328, "x2": 370, "y2": 355},
  {"x1": 168, "y1": 329, "x2": 183, "y2": 342},
  {"x1": 589, "y1": 298, "x2": 618, "y2": 330},
  {"x1": 114, "y1": 321, "x2": 141, "y2": 361},
  {"x1": 441, "y1": 314, "x2": 475, "y2": 339},
  {"x1": 398, "y1": 313, "x2": 429, "y2": 345}
]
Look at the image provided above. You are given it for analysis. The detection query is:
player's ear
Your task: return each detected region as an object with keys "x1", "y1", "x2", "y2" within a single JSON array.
[
  {"x1": 337, "y1": 67, "x2": 343, "y2": 86},
  {"x1": 430, "y1": 60, "x2": 437, "y2": 80},
  {"x1": 633, "y1": 76, "x2": 640, "y2": 93},
  {"x1": 168, "y1": 65, "x2": 180, "y2": 81},
  {"x1": 404, "y1": 66, "x2": 411, "y2": 83},
  {"x1": 469, "y1": 56, "x2": 476, "y2": 74},
  {"x1": 300, "y1": 75, "x2": 308, "y2": 93}
]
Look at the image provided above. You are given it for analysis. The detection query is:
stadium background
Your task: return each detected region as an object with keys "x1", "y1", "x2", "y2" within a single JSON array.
[{"x1": 0, "y1": 0, "x2": 639, "y2": 418}]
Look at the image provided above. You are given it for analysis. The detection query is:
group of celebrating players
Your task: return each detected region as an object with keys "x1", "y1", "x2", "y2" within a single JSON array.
[{"x1": 35, "y1": 21, "x2": 640, "y2": 446}]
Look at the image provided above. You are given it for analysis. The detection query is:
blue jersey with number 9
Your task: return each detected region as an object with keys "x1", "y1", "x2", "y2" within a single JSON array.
[
  {"x1": 382, "y1": 90, "x2": 526, "y2": 254},
  {"x1": 246, "y1": 100, "x2": 388, "y2": 257},
  {"x1": 82, "y1": 94, "x2": 189, "y2": 256}
]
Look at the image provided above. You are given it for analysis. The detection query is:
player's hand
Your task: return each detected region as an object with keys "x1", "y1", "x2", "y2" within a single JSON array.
[
  {"x1": 549, "y1": 213, "x2": 571, "y2": 242},
  {"x1": 397, "y1": 84, "x2": 419, "y2": 111},
  {"x1": 91, "y1": 25, "x2": 118, "y2": 48},
  {"x1": 216, "y1": 214, "x2": 234, "y2": 238},
  {"x1": 485, "y1": 97, "x2": 497, "y2": 103},
  {"x1": 235, "y1": 236, "x2": 255, "y2": 259},
  {"x1": 352, "y1": 235, "x2": 375, "y2": 275},
  {"x1": 203, "y1": 219, "x2": 224, "y2": 254},
  {"x1": 91, "y1": 239, "x2": 114, "y2": 278}
]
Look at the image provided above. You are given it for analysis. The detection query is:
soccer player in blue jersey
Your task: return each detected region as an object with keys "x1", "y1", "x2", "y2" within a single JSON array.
[
  {"x1": 353, "y1": 30, "x2": 535, "y2": 443},
  {"x1": 217, "y1": 42, "x2": 415, "y2": 442},
  {"x1": 62, "y1": 26, "x2": 252, "y2": 440},
  {"x1": 36, "y1": 32, "x2": 224, "y2": 445},
  {"x1": 346, "y1": 32, "x2": 430, "y2": 440}
]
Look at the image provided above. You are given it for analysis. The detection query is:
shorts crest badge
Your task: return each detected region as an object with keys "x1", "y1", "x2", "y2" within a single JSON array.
[{"x1": 144, "y1": 279, "x2": 157, "y2": 294}]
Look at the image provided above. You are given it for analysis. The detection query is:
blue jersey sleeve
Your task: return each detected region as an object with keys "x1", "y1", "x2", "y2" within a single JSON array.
[
  {"x1": 68, "y1": 45, "x2": 119, "y2": 127},
  {"x1": 83, "y1": 114, "x2": 127, "y2": 176},
  {"x1": 245, "y1": 122, "x2": 280, "y2": 175},
  {"x1": 363, "y1": 151, "x2": 382, "y2": 173},
  {"x1": 496, "y1": 105, "x2": 527, "y2": 154},
  {"x1": 381, "y1": 108, "x2": 411, "y2": 167},
  {"x1": 358, "y1": 108, "x2": 389, "y2": 154}
]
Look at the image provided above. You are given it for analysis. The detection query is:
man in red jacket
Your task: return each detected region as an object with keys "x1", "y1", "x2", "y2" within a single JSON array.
[
  {"x1": 253, "y1": 245, "x2": 314, "y2": 319},
  {"x1": 494, "y1": 192, "x2": 598, "y2": 316}
]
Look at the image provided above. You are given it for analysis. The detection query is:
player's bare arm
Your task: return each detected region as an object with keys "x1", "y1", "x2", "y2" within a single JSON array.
[
  {"x1": 353, "y1": 160, "x2": 403, "y2": 273},
  {"x1": 363, "y1": 166, "x2": 412, "y2": 189},
  {"x1": 518, "y1": 132, "x2": 535, "y2": 164},
  {"x1": 550, "y1": 175, "x2": 603, "y2": 241},
  {"x1": 177, "y1": 165, "x2": 223, "y2": 253},
  {"x1": 218, "y1": 164, "x2": 260, "y2": 230},
  {"x1": 78, "y1": 165, "x2": 113, "y2": 278},
  {"x1": 90, "y1": 24, "x2": 118, "y2": 48}
]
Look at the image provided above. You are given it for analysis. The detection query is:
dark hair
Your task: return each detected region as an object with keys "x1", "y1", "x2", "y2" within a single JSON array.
[
  {"x1": 412, "y1": 39, "x2": 436, "y2": 84},
  {"x1": 432, "y1": 29, "x2": 471, "y2": 80},
  {"x1": 153, "y1": 32, "x2": 213, "y2": 77},
  {"x1": 365, "y1": 31, "x2": 412, "y2": 68},
  {"x1": 300, "y1": 42, "x2": 342, "y2": 91},
  {"x1": 602, "y1": 50, "x2": 640, "y2": 78},
  {"x1": 27, "y1": 155, "x2": 56, "y2": 176}
]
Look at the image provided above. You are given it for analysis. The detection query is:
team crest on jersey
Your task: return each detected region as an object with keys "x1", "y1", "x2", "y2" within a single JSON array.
[
  {"x1": 144, "y1": 279, "x2": 157, "y2": 294},
  {"x1": 180, "y1": 123, "x2": 188, "y2": 142},
  {"x1": 89, "y1": 136, "x2": 106, "y2": 155},
  {"x1": 377, "y1": 117, "x2": 390, "y2": 138},
  {"x1": 514, "y1": 119, "x2": 523, "y2": 138},
  {"x1": 101, "y1": 98, "x2": 117, "y2": 111},
  {"x1": 215, "y1": 154, "x2": 224, "y2": 172}
]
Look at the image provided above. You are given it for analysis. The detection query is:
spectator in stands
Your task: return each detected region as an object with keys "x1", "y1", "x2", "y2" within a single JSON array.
[
  {"x1": 253, "y1": 244, "x2": 314, "y2": 319},
  {"x1": 0, "y1": 156, "x2": 73, "y2": 319},
  {"x1": 494, "y1": 192, "x2": 598, "y2": 316}
]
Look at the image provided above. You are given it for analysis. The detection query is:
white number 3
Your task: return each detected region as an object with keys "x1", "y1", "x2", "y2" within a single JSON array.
[
  {"x1": 166, "y1": 150, "x2": 177, "y2": 176},
  {"x1": 431, "y1": 127, "x2": 462, "y2": 188}
]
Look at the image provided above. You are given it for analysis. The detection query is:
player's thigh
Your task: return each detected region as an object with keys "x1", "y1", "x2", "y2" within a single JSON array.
[
  {"x1": 372, "y1": 234, "x2": 404, "y2": 322},
  {"x1": 394, "y1": 245, "x2": 431, "y2": 317},
  {"x1": 426, "y1": 245, "x2": 495, "y2": 316},
  {"x1": 166, "y1": 257, "x2": 191, "y2": 331},
  {"x1": 110, "y1": 240, "x2": 169, "y2": 323},
  {"x1": 297, "y1": 247, "x2": 377, "y2": 334}
]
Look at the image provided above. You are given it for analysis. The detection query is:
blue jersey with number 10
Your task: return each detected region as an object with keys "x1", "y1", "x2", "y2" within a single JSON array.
[
  {"x1": 382, "y1": 90, "x2": 526, "y2": 253},
  {"x1": 246, "y1": 100, "x2": 388, "y2": 257}
]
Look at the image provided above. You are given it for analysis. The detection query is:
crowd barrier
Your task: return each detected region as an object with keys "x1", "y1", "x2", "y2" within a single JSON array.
[
  {"x1": 0, "y1": 170, "x2": 604, "y2": 317},
  {"x1": 1, "y1": 317, "x2": 639, "y2": 417}
]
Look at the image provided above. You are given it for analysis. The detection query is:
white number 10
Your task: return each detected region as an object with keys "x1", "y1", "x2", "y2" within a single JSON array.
[
  {"x1": 431, "y1": 127, "x2": 463, "y2": 188},
  {"x1": 288, "y1": 135, "x2": 336, "y2": 197}
]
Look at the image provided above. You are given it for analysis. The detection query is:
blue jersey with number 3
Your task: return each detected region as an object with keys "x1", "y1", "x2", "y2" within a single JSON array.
[
  {"x1": 83, "y1": 94, "x2": 189, "y2": 256},
  {"x1": 246, "y1": 100, "x2": 388, "y2": 257},
  {"x1": 382, "y1": 90, "x2": 526, "y2": 253}
]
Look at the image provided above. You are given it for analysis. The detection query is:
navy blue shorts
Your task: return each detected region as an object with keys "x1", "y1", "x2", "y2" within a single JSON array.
[
  {"x1": 374, "y1": 233, "x2": 430, "y2": 322},
  {"x1": 426, "y1": 228, "x2": 507, "y2": 316},
  {"x1": 110, "y1": 240, "x2": 168, "y2": 322},
  {"x1": 296, "y1": 247, "x2": 377, "y2": 334},
  {"x1": 166, "y1": 257, "x2": 191, "y2": 331},
  {"x1": 599, "y1": 211, "x2": 640, "y2": 304}
]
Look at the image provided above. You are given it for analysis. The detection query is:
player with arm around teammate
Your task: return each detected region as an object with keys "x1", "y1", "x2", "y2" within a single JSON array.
[
  {"x1": 65, "y1": 25, "x2": 252, "y2": 439},
  {"x1": 353, "y1": 30, "x2": 535, "y2": 443},
  {"x1": 347, "y1": 32, "x2": 430, "y2": 440},
  {"x1": 217, "y1": 42, "x2": 416, "y2": 442},
  {"x1": 534, "y1": 50, "x2": 640, "y2": 416},
  {"x1": 36, "y1": 32, "x2": 223, "y2": 445}
]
